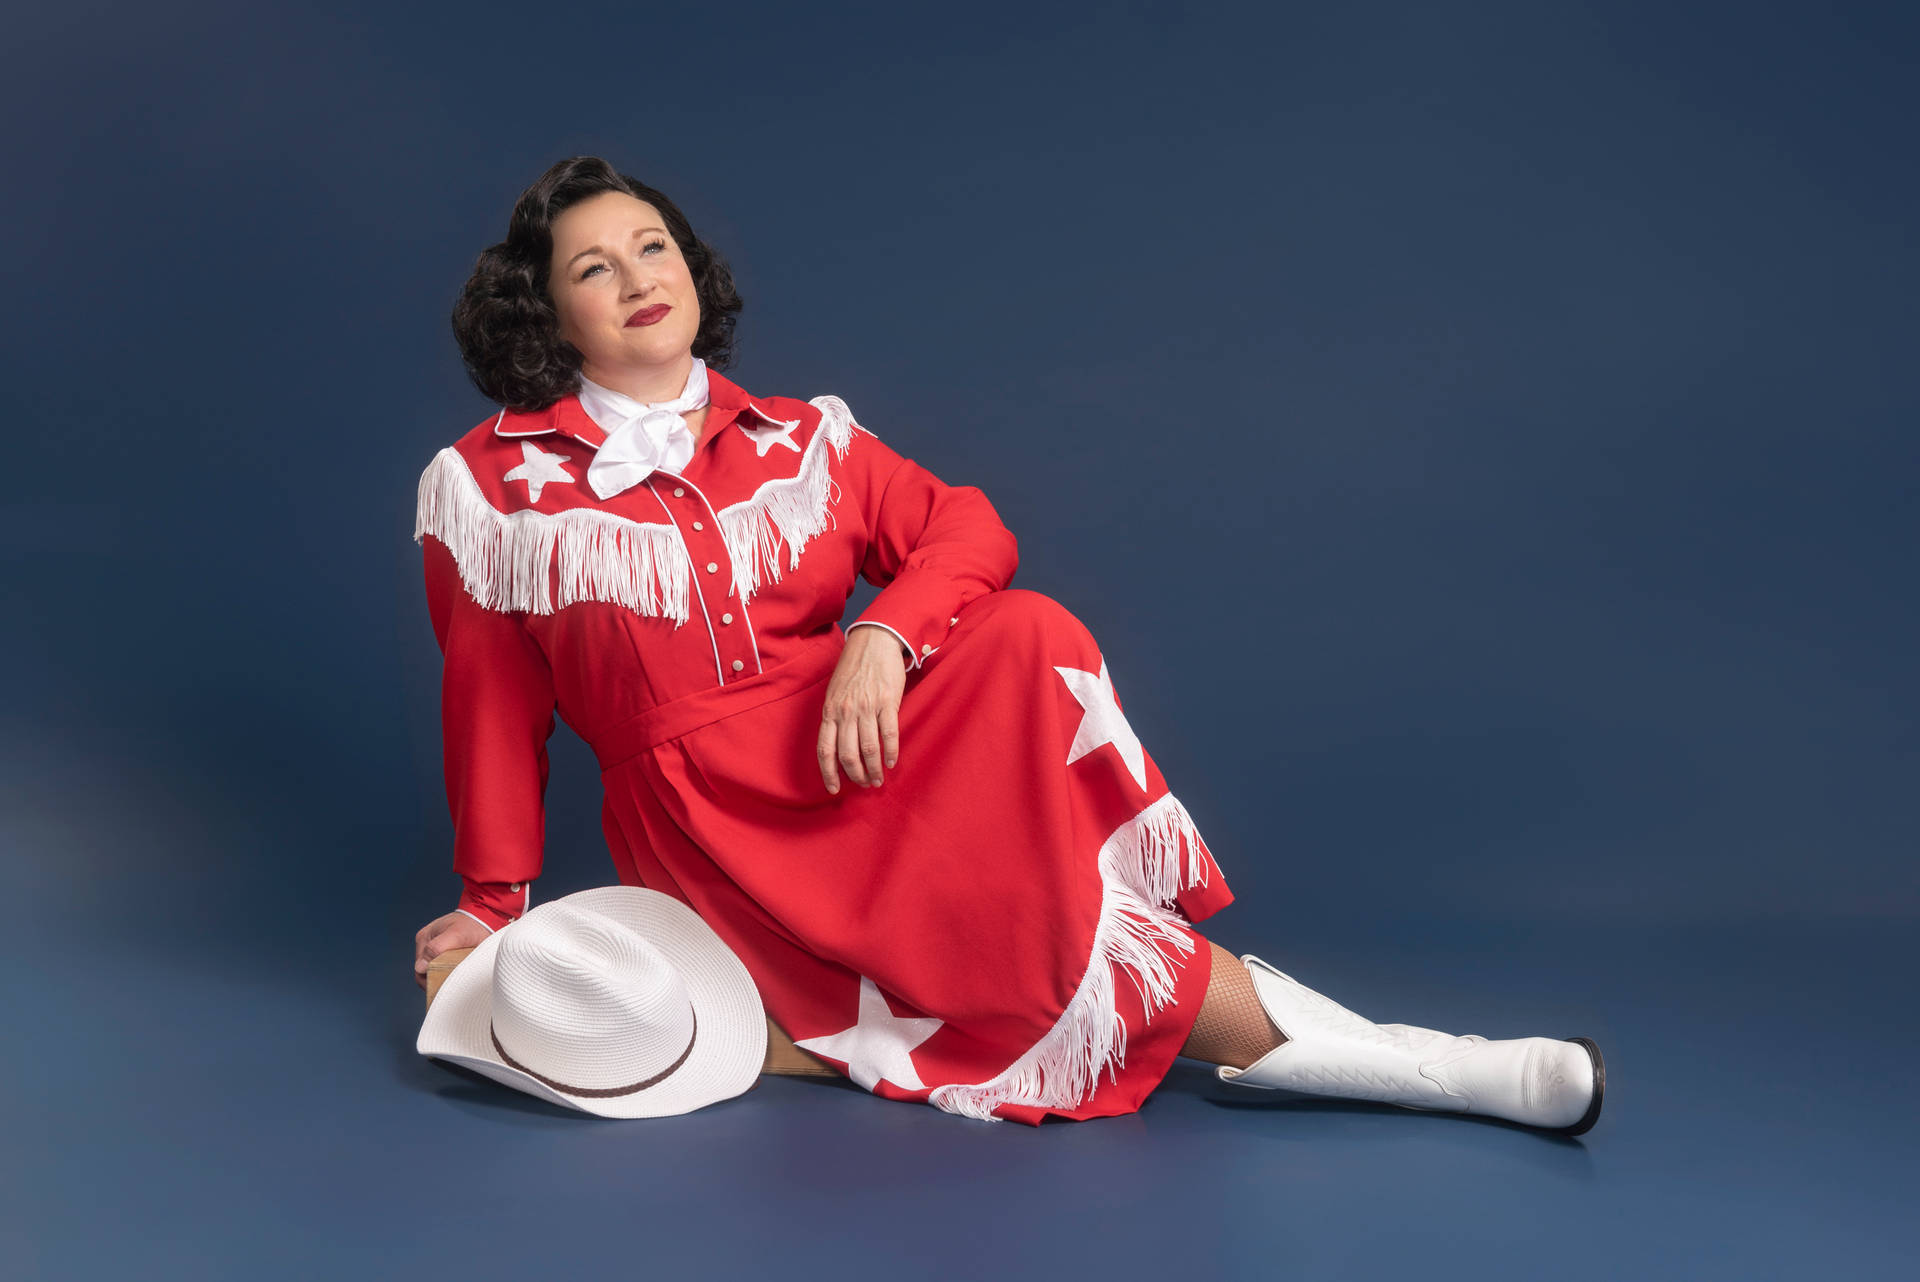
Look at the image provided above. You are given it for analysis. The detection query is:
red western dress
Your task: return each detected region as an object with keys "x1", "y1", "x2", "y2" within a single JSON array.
[{"x1": 414, "y1": 367, "x2": 1235, "y2": 1124}]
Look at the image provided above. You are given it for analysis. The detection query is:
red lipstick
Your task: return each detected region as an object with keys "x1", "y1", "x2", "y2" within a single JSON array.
[{"x1": 627, "y1": 304, "x2": 670, "y2": 327}]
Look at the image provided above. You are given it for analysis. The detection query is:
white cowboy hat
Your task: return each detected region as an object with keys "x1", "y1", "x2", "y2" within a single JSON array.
[{"x1": 417, "y1": 886, "x2": 766, "y2": 1117}]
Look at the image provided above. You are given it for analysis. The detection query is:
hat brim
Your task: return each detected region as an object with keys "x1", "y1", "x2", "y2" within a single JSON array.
[{"x1": 417, "y1": 887, "x2": 766, "y2": 1118}]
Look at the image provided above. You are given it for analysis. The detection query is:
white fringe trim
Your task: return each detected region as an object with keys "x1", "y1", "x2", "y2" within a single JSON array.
[
  {"x1": 717, "y1": 395, "x2": 857, "y2": 603},
  {"x1": 414, "y1": 447, "x2": 693, "y2": 621},
  {"x1": 926, "y1": 792, "x2": 1220, "y2": 1123},
  {"x1": 412, "y1": 396, "x2": 860, "y2": 624}
]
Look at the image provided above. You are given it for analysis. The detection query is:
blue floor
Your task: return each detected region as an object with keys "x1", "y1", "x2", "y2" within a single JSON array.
[{"x1": 11, "y1": 902, "x2": 1910, "y2": 1280}]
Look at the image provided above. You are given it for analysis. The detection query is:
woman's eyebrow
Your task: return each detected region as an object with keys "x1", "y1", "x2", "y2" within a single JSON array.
[{"x1": 565, "y1": 227, "x2": 668, "y2": 269}]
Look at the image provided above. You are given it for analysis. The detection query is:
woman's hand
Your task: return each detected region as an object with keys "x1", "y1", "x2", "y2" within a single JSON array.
[
  {"x1": 414, "y1": 910, "x2": 494, "y2": 990},
  {"x1": 818, "y1": 626, "x2": 910, "y2": 793}
]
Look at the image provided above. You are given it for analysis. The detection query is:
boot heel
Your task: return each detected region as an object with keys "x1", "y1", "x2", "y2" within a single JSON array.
[{"x1": 1555, "y1": 1037, "x2": 1606, "y2": 1136}]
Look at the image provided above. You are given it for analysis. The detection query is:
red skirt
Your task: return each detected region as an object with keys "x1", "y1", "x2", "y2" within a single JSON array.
[{"x1": 587, "y1": 588, "x2": 1235, "y2": 1124}]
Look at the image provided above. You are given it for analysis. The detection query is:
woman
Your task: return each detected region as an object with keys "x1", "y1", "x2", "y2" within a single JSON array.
[{"x1": 410, "y1": 156, "x2": 1605, "y2": 1132}]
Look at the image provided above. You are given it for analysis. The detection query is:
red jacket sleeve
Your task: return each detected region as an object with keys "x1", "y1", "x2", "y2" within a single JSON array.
[
  {"x1": 844, "y1": 430, "x2": 1020, "y2": 670},
  {"x1": 422, "y1": 534, "x2": 556, "y2": 932}
]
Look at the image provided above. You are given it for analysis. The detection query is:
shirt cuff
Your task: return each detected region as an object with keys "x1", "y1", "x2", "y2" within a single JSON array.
[
  {"x1": 850, "y1": 571, "x2": 968, "y2": 671},
  {"x1": 457, "y1": 879, "x2": 532, "y2": 933}
]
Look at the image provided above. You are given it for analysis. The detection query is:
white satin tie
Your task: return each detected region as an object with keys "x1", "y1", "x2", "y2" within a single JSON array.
[{"x1": 580, "y1": 358, "x2": 710, "y2": 500}]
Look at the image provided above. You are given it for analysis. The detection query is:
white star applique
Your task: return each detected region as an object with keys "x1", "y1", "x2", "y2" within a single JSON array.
[
  {"x1": 794, "y1": 975, "x2": 944, "y2": 1093},
  {"x1": 1056, "y1": 656, "x2": 1148, "y2": 792},
  {"x1": 503, "y1": 440, "x2": 575, "y2": 501},
  {"x1": 737, "y1": 416, "x2": 802, "y2": 457}
]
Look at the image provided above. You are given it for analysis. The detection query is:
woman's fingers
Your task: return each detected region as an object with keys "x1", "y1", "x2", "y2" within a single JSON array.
[
  {"x1": 879, "y1": 701, "x2": 900, "y2": 770},
  {"x1": 824, "y1": 707, "x2": 883, "y2": 788},
  {"x1": 817, "y1": 717, "x2": 842, "y2": 793},
  {"x1": 414, "y1": 921, "x2": 444, "y2": 987},
  {"x1": 838, "y1": 708, "x2": 871, "y2": 787},
  {"x1": 858, "y1": 714, "x2": 884, "y2": 784},
  {"x1": 418, "y1": 925, "x2": 445, "y2": 969}
]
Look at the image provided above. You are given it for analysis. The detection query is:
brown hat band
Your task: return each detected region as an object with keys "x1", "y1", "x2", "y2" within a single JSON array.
[{"x1": 489, "y1": 1006, "x2": 698, "y2": 1098}]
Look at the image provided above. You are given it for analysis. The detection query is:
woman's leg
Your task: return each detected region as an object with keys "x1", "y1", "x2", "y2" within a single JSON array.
[{"x1": 1180, "y1": 938, "x2": 1289, "y2": 1068}]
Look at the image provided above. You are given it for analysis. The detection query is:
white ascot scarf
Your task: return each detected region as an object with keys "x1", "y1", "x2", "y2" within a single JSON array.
[{"x1": 580, "y1": 357, "x2": 711, "y2": 500}]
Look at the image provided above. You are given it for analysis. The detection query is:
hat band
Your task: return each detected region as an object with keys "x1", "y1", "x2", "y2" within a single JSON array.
[{"x1": 489, "y1": 1007, "x2": 698, "y2": 1099}]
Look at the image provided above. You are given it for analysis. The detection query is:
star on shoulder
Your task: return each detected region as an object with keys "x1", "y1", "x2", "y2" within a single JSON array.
[{"x1": 502, "y1": 440, "x2": 575, "y2": 502}]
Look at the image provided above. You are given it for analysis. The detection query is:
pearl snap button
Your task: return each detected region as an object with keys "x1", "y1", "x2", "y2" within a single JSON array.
[
  {"x1": 692, "y1": 521, "x2": 702, "y2": 530},
  {"x1": 673, "y1": 487, "x2": 685, "y2": 497},
  {"x1": 509, "y1": 883, "x2": 522, "y2": 892},
  {"x1": 721, "y1": 612, "x2": 733, "y2": 624},
  {"x1": 921, "y1": 643, "x2": 934, "y2": 654},
  {"x1": 706, "y1": 561, "x2": 718, "y2": 573},
  {"x1": 731, "y1": 659, "x2": 744, "y2": 672}
]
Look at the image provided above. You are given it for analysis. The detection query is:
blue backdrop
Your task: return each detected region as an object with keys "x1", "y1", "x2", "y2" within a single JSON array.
[{"x1": 6, "y1": 1, "x2": 1913, "y2": 1278}]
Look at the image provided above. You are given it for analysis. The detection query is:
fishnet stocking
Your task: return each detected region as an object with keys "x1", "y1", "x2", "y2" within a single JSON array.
[{"x1": 1180, "y1": 938, "x2": 1288, "y2": 1068}]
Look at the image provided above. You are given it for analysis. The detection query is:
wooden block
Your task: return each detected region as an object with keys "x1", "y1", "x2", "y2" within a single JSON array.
[
  {"x1": 424, "y1": 944, "x2": 838, "y2": 1077},
  {"x1": 424, "y1": 947, "x2": 475, "y2": 1008},
  {"x1": 764, "y1": 1020, "x2": 841, "y2": 1078}
]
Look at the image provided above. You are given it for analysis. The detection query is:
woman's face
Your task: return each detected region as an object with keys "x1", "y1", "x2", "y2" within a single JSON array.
[{"x1": 547, "y1": 191, "x2": 702, "y2": 383}]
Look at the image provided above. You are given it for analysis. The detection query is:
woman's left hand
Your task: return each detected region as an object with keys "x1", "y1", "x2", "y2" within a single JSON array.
[{"x1": 818, "y1": 626, "x2": 910, "y2": 793}]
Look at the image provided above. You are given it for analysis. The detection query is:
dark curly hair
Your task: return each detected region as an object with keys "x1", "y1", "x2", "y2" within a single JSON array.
[{"x1": 452, "y1": 156, "x2": 744, "y2": 411}]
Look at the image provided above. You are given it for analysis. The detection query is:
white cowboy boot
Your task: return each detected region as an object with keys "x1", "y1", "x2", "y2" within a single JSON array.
[{"x1": 1216, "y1": 954, "x2": 1605, "y2": 1134}]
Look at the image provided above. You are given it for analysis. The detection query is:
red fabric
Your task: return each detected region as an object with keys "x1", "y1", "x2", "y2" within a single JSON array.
[{"x1": 418, "y1": 369, "x2": 1234, "y2": 1122}]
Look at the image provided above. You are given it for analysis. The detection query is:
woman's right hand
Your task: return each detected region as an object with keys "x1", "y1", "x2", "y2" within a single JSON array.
[{"x1": 414, "y1": 911, "x2": 495, "y2": 990}]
